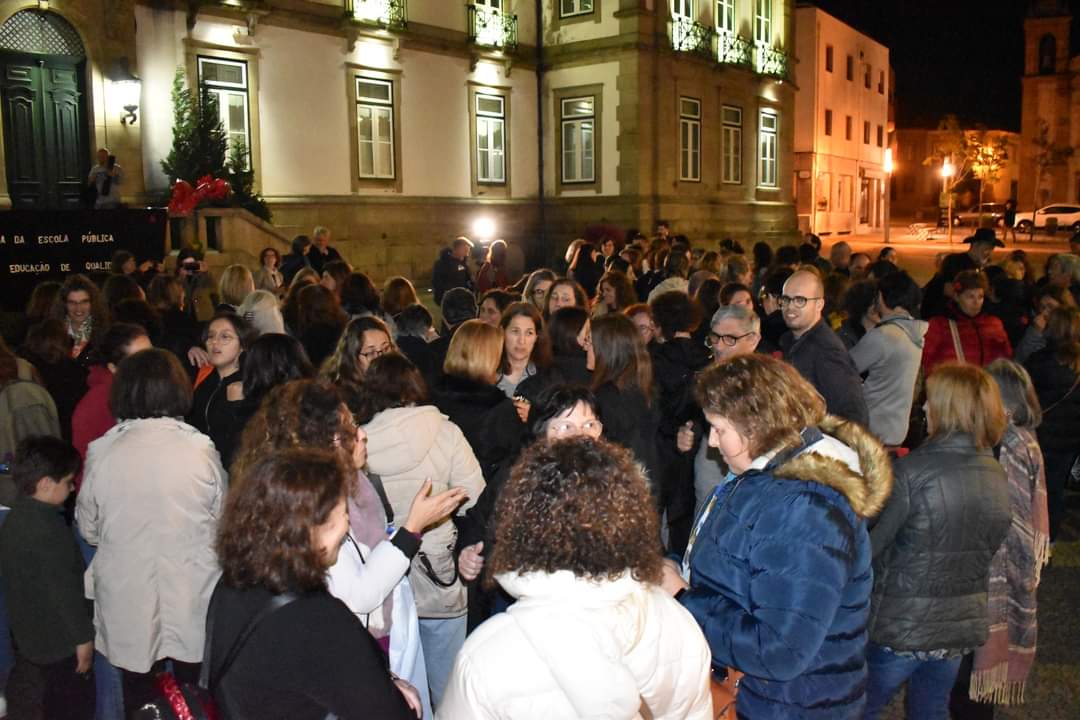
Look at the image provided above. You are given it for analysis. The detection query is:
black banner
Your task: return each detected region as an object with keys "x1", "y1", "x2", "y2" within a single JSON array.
[{"x1": 0, "y1": 208, "x2": 168, "y2": 310}]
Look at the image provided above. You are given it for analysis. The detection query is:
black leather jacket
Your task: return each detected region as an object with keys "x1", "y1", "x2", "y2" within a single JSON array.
[{"x1": 868, "y1": 433, "x2": 1010, "y2": 652}]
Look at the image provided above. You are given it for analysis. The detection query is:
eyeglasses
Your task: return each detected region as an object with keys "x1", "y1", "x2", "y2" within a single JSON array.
[
  {"x1": 705, "y1": 331, "x2": 757, "y2": 348},
  {"x1": 359, "y1": 344, "x2": 393, "y2": 361},
  {"x1": 778, "y1": 295, "x2": 822, "y2": 309},
  {"x1": 548, "y1": 419, "x2": 603, "y2": 438}
]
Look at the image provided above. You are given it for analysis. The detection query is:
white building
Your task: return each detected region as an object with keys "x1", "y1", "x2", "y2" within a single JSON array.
[{"x1": 792, "y1": 3, "x2": 889, "y2": 236}]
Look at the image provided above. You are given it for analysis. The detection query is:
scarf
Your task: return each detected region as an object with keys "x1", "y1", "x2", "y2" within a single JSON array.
[
  {"x1": 970, "y1": 424, "x2": 1050, "y2": 705},
  {"x1": 67, "y1": 316, "x2": 93, "y2": 358},
  {"x1": 348, "y1": 469, "x2": 394, "y2": 638}
]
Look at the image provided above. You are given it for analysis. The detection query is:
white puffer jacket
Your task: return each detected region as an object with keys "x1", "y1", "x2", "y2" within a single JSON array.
[
  {"x1": 363, "y1": 405, "x2": 485, "y2": 618},
  {"x1": 76, "y1": 417, "x2": 225, "y2": 672},
  {"x1": 438, "y1": 570, "x2": 713, "y2": 720}
]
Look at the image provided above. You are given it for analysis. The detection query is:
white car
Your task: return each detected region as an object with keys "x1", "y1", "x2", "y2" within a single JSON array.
[{"x1": 1014, "y1": 204, "x2": 1080, "y2": 233}]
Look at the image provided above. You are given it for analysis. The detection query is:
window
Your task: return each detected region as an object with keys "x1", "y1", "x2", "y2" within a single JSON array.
[
  {"x1": 672, "y1": 0, "x2": 693, "y2": 21},
  {"x1": 1039, "y1": 34, "x2": 1056, "y2": 75},
  {"x1": 863, "y1": 120, "x2": 870, "y2": 144},
  {"x1": 838, "y1": 175, "x2": 853, "y2": 212},
  {"x1": 561, "y1": 0, "x2": 593, "y2": 17},
  {"x1": 825, "y1": 44, "x2": 833, "y2": 72},
  {"x1": 198, "y1": 57, "x2": 251, "y2": 167},
  {"x1": 680, "y1": 97, "x2": 701, "y2": 182},
  {"x1": 864, "y1": 63, "x2": 871, "y2": 89},
  {"x1": 846, "y1": 54, "x2": 853, "y2": 81},
  {"x1": 561, "y1": 96, "x2": 595, "y2": 183},
  {"x1": 754, "y1": 0, "x2": 772, "y2": 45},
  {"x1": 876, "y1": 124, "x2": 884, "y2": 148},
  {"x1": 824, "y1": 109, "x2": 833, "y2": 136},
  {"x1": 845, "y1": 115, "x2": 853, "y2": 141},
  {"x1": 722, "y1": 105, "x2": 742, "y2": 184},
  {"x1": 717, "y1": 0, "x2": 735, "y2": 34},
  {"x1": 758, "y1": 109, "x2": 777, "y2": 187},
  {"x1": 355, "y1": 78, "x2": 394, "y2": 179},
  {"x1": 475, "y1": 93, "x2": 506, "y2": 184},
  {"x1": 878, "y1": 70, "x2": 885, "y2": 94}
]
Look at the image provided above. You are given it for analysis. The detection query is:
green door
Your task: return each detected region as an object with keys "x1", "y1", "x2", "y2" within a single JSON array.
[{"x1": 1, "y1": 52, "x2": 88, "y2": 209}]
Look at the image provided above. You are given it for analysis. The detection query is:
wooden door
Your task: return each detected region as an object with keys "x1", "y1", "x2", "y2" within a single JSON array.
[{"x1": 1, "y1": 52, "x2": 88, "y2": 209}]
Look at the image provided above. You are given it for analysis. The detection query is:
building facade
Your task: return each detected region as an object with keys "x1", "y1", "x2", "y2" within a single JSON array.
[
  {"x1": 1019, "y1": 0, "x2": 1080, "y2": 212},
  {"x1": 791, "y1": 3, "x2": 889, "y2": 236},
  {"x1": 0, "y1": 0, "x2": 798, "y2": 279}
]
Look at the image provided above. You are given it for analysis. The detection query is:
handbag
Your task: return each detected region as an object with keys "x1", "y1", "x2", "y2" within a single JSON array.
[
  {"x1": 710, "y1": 668, "x2": 743, "y2": 720},
  {"x1": 132, "y1": 591, "x2": 298, "y2": 720}
]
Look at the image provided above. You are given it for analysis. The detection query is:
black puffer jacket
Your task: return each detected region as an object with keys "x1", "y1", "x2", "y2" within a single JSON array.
[
  {"x1": 868, "y1": 433, "x2": 1010, "y2": 652},
  {"x1": 430, "y1": 373, "x2": 523, "y2": 483},
  {"x1": 1025, "y1": 348, "x2": 1080, "y2": 454}
]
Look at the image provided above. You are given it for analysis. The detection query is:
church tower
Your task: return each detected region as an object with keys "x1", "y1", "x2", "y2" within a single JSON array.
[{"x1": 1020, "y1": 0, "x2": 1074, "y2": 208}]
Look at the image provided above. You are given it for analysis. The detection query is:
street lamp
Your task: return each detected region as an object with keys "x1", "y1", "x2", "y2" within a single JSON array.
[
  {"x1": 941, "y1": 157, "x2": 955, "y2": 244},
  {"x1": 883, "y1": 148, "x2": 893, "y2": 245}
]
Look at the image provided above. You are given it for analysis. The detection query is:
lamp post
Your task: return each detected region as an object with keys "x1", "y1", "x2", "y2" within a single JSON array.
[
  {"x1": 942, "y1": 157, "x2": 955, "y2": 244},
  {"x1": 883, "y1": 148, "x2": 893, "y2": 245}
]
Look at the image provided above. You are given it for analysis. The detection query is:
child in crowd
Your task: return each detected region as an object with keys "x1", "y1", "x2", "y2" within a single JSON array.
[{"x1": 0, "y1": 436, "x2": 94, "y2": 720}]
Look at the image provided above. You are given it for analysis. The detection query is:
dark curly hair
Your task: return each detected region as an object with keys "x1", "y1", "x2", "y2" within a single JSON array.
[
  {"x1": 218, "y1": 448, "x2": 350, "y2": 593},
  {"x1": 649, "y1": 290, "x2": 702, "y2": 340},
  {"x1": 231, "y1": 379, "x2": 356, "y2": 482},
  {"x1": 486, "y1": 437, "x2": 662, "y2": 588}
]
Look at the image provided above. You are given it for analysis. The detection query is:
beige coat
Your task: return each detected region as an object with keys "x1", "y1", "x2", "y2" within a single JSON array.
[
  {"x1": 76, "y1": 417, "x2": 226, "y2": 672},
  {"x1": 438, "y1": 570, "x2": 713, "y2": 720},
  {"x1": 363, "y1": 405, "x2": 485, "y2": 618}
]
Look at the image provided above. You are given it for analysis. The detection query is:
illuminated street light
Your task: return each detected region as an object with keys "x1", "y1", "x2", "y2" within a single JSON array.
[
  {"x1": 942, "y1": 157, "x2": 955, "y2": 244},
  {"x1": 472, "y1": 217, "x2": 496, "y2": 242},
  {"x1": 883, "y1": 148, "x2": 893, "y2": 245}
]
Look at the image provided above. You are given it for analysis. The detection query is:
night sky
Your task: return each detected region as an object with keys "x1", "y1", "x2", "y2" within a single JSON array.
[{"x1": 806, "y1": 0, "x2": 1080, "y2": 131}]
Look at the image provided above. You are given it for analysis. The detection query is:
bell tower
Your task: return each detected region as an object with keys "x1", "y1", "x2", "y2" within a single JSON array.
[{"x1": 1020, "y1": 0, "x2": 1073, "y2": 208}]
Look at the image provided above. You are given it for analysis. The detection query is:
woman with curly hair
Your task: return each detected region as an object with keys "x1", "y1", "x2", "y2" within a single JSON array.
[
  {"x1": 320, "y1": 316, "x2": 396, "y2": 412},
  {"x1": 440, "y1": 437, "x2": 712, "y2": 719},
  {"x1": 208, "y1": 448, "x2": 418, "y2": 719},
  {"x1": 49, "y1": 274, "x2": 108, "y2": 366},
  {"x1": 665, "y1": 353, "x2": 893, "y2": 720},
  {"x1": 591, "y1": 270, "x2": 636, "y2": 318},
  {"x1": 231, "y1": 379, "x2": 464, "y2": 718}
]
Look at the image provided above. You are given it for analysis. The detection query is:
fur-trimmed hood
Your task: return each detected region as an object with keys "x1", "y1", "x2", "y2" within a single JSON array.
[{"x1": 773, "y1": 415, "x2": 893, "y2": 518}]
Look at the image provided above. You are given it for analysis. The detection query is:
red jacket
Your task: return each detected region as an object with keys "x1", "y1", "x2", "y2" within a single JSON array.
[
  {"x1": 71, "y1": 365, "x2": 115, "y2": 489},
  {"x1": 922, "y1": 305, "x2": 1012, "y2": 374}
]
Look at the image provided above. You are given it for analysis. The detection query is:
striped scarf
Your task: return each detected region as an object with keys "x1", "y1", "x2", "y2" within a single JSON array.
[{"x1": 970, "y1": 424, "x2": 1050, "y2": 705}]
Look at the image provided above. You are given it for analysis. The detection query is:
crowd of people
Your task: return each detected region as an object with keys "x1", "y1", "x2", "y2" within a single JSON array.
[{"x1": 0, "y1": 220, "x2": 1077, "y2": 720}]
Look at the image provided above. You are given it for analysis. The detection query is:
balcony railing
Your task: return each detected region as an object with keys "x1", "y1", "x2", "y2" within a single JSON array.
[
  {"x1": 346, "y1": 0, "x2": 407, "y2": 30},
  {"x1": 717, "y1": 31, "x2": 752, "y2": 67},
  {"x1": 671, "y1": 18, "x2": 714, "y2": 58},
  {"x1": 468, "y1": 4, "x2": 518, "y2": 51},
  {"x1": 756, "y1": 43, "x2": 790, "y2": 80}
]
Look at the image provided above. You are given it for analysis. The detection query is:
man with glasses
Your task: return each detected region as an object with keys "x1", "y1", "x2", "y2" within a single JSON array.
[{"x1": 779, "y1": 270, "x2": 868, "y2": 425}]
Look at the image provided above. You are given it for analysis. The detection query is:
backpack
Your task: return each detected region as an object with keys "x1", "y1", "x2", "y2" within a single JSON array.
[{"x1": 0, "y1": 359, "x2": 61, "y2": 506}]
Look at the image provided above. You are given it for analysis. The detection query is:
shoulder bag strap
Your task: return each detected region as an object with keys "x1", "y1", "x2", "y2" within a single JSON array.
[
  {"x1": 1043, "y1": 375, "x2": 1080, "y2": 415},
  {"x1": 948, "y1": 320, "x2": 966, "y2": 363},
  {"x1": 201, "y1": 591, "x2": 299, "y2": 692}
]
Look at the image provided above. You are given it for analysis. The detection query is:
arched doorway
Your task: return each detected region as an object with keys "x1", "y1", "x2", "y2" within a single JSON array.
[{"x1": 0, "y1": 9, "x2": 89, "y2": 209}]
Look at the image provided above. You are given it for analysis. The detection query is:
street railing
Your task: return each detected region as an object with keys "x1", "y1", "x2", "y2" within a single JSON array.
[
  {"x1": 671, "y1": 18, "x2": 715, "y2": 58},
  {"x1": 718, "y1": 31, "x2": 752, "y2": 67},
  {"x1": 756, "y1": 43, "x2": 790, "y2": 80}
]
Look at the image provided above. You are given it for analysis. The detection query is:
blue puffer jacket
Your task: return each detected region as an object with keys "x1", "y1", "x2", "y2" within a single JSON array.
[{"x1": 679, "y1": 418, "x2": 892, "y2": 720}]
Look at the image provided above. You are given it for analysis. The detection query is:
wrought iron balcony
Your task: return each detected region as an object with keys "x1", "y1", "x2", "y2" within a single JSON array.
[
  {"x1": 346, "y1": 0, "x2": 407, "y2": 31},
  {"x1": 468, "y1": 4, "x2": 518, "y2": 51},
  {"x1": 717, "y1": 31, "x2": 752, "y2": 67},
  {"x1": 756, "y1": 44, "x2": 790, "y2": 80},
  {"x1": 671, "y1": 18, "x2": 714, "y2": 58}
]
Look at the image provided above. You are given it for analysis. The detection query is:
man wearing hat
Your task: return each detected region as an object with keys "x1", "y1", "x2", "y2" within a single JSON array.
[{"x1": 920, "y1": 228, "x2": 1003, "y2": 318}]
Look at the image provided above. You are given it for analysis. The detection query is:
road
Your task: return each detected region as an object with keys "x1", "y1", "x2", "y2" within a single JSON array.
[{"x1": 819, "y1": 223, "x2": 1072, "y2": 285}]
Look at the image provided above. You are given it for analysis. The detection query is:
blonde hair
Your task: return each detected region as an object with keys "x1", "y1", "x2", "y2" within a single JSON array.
[
  {"x1": 925, "y1": 362, "x2": 1006, "y2": 449},
  {"x1": 443, "y1": 319, "x2": 503, "y2": 385},
  {"x1": 219, "y1": 264, "x2": 255, "y2": 306}
]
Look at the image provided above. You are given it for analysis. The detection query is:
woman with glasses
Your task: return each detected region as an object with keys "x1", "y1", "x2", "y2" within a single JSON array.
[
  {"x1": 522, "y1": 269, "x2": 556, "y2": 312},
  {"x1": 187, "y1": 312, "x2": 256, "y2": 465},
  {"x1": 355, "y1": 353, "x2": 484, "y2": 709},
  {"x1": 321, "y1": 316, "x2": 396, "y2": 413}
]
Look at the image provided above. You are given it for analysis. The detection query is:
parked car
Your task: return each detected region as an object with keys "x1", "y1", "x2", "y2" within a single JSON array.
[
  {"x1": 953, "y1": 202, "x2": 1006, "y2": 227},
  {"x1": 1014, "y1": 204, "x2": 1080, "y2": 233}
]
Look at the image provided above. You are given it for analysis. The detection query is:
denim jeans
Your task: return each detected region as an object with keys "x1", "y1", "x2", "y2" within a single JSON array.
[
  {"x1": 74, "y1": 523, "x2": 125, "y2": 720},
  {"x1": 864, "y1": 642, "x2": 963, "y2": 720},
  {"x1": 417, "y1": 615, "x2": 466, "y2": 710}
]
